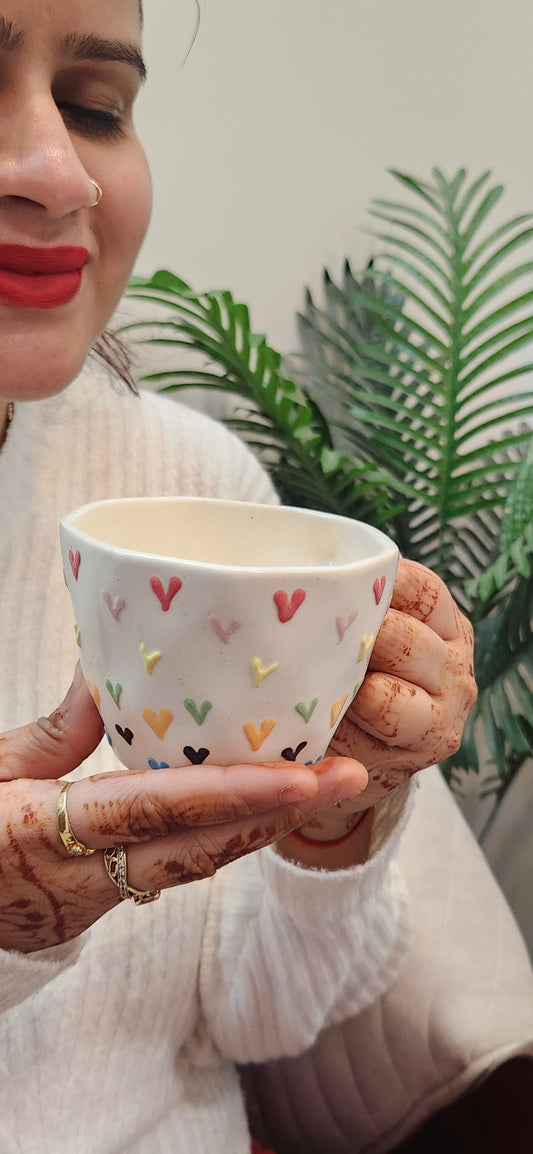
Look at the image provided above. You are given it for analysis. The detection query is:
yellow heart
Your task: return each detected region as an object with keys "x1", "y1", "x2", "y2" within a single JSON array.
[
  {"x1": 358, "y1": 634, "x2": 374, "y2": 663},
  {"x1": 251, "y1": 657, "x2": 279, "y2": 688},
  {"x1": 243, "y1": 718, "x2": 276, "y2": 752},
  {"x1": 330, "y1": 694, "x2": 348, "y2": 728},
  {"x1": 74, "y1": 624, "x2": 82, "y2": 648},
  {"x1": 85, "y1": 681, "x2": 100, "y2": 710},
  {"x1": 142, "y1": 707, "x2": 174, "y2": 740},
  {"x1": 140, "y1": 643, "x2": 162, "y2": 675}
]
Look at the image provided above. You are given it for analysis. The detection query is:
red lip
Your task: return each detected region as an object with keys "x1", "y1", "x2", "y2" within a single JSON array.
[
  {"x1": 0, "y1": 245, "x2": 89, "y2": 273},
  {"x1": 0, "y1": 245, "x2": 89, "y2": 309}
]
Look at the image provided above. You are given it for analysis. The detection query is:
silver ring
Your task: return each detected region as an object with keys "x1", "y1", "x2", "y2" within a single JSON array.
[
  {"x1": 88, "y1": 179, "x2": 103, "y2": 208},
  {"x1": 103, "y1": 845, "x2": 161, "y2": 906}
]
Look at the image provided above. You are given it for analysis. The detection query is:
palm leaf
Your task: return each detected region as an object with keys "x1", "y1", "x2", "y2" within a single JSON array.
[{"x1": 124, "y1": 271, "x2": 397, "y2": 525}]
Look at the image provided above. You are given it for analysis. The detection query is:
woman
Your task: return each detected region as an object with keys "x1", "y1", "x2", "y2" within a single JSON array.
[{"x1": 0, "y1": 2, "x2": 476, "y2": 1151}]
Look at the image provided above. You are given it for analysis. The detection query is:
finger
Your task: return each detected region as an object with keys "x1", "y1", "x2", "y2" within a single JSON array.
[
  {"x1": 391, "y1": 559, "x2": 461, "y2": 641},
  {"x1": 0, "y1": 665, "x2": 104, "y2": 783},
  {"x1": 55, "y1": 757, "x2": 367, "y2": 851},
  {"x1": 369, "y1": 606, "x2": 447, "y2": 695},
  {"x1": 112, "y1": 760, "x2": 369, "y2": 891},
  {"x1": 352, "y1": 672, "x2": 435, "y2": 747}
]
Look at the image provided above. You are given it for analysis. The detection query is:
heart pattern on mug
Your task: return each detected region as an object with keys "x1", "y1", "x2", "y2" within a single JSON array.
[
  {"x1": 281, "y1": 741, "x2": 308, "y2": 761},
  {"x1": 142, "y1": 707, "x2": 174, "y2": 739},
  {"x1": 148, "y1": 758, "x2": 170, "y2": 770},
  {"x1": 140, "y1": 643, "x2": 162, "y2": 675},
  {"x1": 69, "y1": 549, "x2": 81, "y2": 581},
  {"x1": 330, "y1": 694, "x2": 348, "y2": 728},
  {"x1": 336, "y1": 610, "x2": 358, "y2": 643},
  {"x1": 358, "y1": 634, "x2": 374, "y2": 663},
  {"x1": 373, "y1": 576, "x2": 386, "y2": 604},
  {"x1": 85, "y1": 681, "x2": 101, "y2": 710},
  {"x1": 150, "y1": 575, "x2": 182, "y2": 612},
  {"x1": 115, "y1": 725, "x2": 134, "y2": 745},
  {"x1": 183, "y1": 746, "x2": 210, "y2": 765},
  {"x1": 105, "y1": 680, "x2": 123, "y2": 708},
  {"x1": 103, "y1": 592, "x2": 126, "y2": 622},
  {"x1": 211, "y1": 617, "x2": 242, "y2": 644},
  {"x1": 184, "y1": 698, "x2": 213, "y2": 726},
  {"x1": 251, "y1": 657, "x2": 279, "y2": 687},
  {"x1": 243, "y1": 718, "x2": 276, "y2": 751},
  {"x1": 273, "y1": 589, "x2": 306, "y2": 623},
  {"x1": 295, "y1": 698, "x2": 318, "y2": 723}
]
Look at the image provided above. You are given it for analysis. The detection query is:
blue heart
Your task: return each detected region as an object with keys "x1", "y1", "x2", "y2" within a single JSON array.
[{"x1": 148, "y1": 758, "x2": 169, "y2": 770}]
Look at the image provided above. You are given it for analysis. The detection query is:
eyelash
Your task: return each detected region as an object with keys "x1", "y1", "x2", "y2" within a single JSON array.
[{"x1": 57, "y1": 101, "x2": 124, "y2": 141}]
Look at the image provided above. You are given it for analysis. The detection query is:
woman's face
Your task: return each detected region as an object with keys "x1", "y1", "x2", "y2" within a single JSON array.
[{"x1": 0, "y1": 0, "x2": 151, "y2": 401}]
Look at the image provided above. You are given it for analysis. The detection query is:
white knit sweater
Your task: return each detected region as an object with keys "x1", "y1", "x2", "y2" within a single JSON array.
[{"x1": 0, "y1": 370, "x2": 414, "y2": 1154}]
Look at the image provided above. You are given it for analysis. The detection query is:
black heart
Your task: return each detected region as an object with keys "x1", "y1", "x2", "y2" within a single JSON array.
[
  {"x1": 183, "y1": 746, "x2": 210, "y2": 765},
  {"x1": 281, "y1": 741, "x2": 308, "y2": 762},
  {"x1": 115, "y1": 725, "x2": 134, "y2": 746}
]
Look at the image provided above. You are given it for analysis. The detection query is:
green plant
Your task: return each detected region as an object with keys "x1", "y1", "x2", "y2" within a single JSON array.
[{"x1": 124, "y1": 168, "x2": 533, "y2": 839}]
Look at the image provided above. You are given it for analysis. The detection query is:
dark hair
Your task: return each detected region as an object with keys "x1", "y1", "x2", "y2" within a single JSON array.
[{"x1": 92, "y1": 331, "x2": 138, "y2": 392}]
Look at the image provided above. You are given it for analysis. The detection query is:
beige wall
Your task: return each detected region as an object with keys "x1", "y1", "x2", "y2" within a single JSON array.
[{"x1": 133, "y1": 0, "x2": 533, "y2": 355}]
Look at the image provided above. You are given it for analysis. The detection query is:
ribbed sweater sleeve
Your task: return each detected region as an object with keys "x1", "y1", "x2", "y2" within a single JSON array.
[{"x1": 199, "y1": 781, "x2": 415, "y2": 1063}]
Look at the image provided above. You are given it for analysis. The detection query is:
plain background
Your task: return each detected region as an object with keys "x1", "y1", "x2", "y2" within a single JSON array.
[
  {"x1": 133, "y1": 0, "x2": 533, "y2": 353},
  {"x1": 126, "y1": 0, "x2": 533, "y2": 953}
]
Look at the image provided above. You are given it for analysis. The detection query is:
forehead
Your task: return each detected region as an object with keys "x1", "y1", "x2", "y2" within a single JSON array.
[
  {"x1": 0, "y1": 0, "x2": 144, "y2": 84},
  {"x1": 0, "y1": 0, "x2": 142, "y2": 44}
]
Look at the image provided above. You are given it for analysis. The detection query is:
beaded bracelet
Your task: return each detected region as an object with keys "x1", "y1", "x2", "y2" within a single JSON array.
[{"x1": 288, "y1": 807, "x2": 373, "y2": 850}]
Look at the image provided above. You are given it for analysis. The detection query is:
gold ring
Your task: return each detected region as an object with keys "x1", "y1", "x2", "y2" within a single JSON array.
[
  {"x1": 103, "y1": 845, "x2": 161, "y2": 906},
  {"x1": 88, "y1": 178, "x2": 103, "y2": 207},
  {"x1": 56, "y1": 782, "x2": 96, "y2": 857}
]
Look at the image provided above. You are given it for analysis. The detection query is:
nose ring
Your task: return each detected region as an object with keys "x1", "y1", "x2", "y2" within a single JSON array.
[{"x1": 88, "y1": 179, "x2": 103, "y2": 208}]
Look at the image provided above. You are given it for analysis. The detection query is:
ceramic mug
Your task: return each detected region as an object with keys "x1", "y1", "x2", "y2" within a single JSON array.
[{"x1": 60, "y1": 497, "x2": 399, "y2": 771}]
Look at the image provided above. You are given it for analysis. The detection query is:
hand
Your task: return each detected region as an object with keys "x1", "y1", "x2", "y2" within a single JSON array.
[
  {"x1": 293, "y1": 558, "x2": 477, "y2": 843},
  {"x1": 0, "y1": 666, "x2": 367, "y2": 953}
]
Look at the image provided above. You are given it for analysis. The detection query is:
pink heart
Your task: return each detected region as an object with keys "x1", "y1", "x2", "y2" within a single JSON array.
[
  {"x1": 150, "y1": 575, "x2": 182, "y2": 612},
  {"x1": 102, "y1": 592, "x2": 126, "y2": 622},
  {"x1": 211, "y1": 617, "x2": 242, "y2": 644},
  {"x1": 69, "y1": 549, "x2": 81, "y2": 581},
  {"x1": 336, "y1": 610, "x2": 358, "y2": 643},
  {"x1": 373, "y1": 576, "x2": 386, "y2": 605},
  {"x1": 273, "y1": 589, "x2": 306, "y2": 623}
]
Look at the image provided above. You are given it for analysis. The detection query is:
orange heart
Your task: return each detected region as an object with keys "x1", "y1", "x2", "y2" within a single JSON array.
[
  {"x1": 85, "y1": 681, "x2": 101, "y2": 711},
  {"x1": 243, "y1": 718, "x2": 276, "y2": 752},
  {"x1": 330, "y1": 694, "x2": 348, "y2": 728},
  {"x1": 142, "y1": 707, "x2": 174, "y2": 740}
]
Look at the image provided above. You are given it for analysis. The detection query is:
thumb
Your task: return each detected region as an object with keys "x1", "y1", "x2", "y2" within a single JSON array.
[{"x1": 0, "y1": 664, "x2": 104, "y2": 782}]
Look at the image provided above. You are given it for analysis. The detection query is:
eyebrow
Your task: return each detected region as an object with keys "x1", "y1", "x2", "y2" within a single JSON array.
[
  {"x1": 61, "y1": 33, "x2": 147, "y2": 84},
  {"x1": 0, "y1": 19, "x2": 146, "y2": 84},
  {"x1": 0, "y1": 17, "x2": 24, "y2": 51}
]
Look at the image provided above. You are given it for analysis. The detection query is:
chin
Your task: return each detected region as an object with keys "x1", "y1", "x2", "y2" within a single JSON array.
[{"x1": 0, "y1": 319, "x2": 95, "y2": 402}]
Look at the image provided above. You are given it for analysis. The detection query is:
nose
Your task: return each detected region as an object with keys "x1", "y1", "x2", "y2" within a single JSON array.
[{"x1": 0, "y1": 92, "x2": 95, "y2": 218}]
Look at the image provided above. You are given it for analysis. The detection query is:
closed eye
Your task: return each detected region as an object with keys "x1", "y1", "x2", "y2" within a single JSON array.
[{"x1": 57, "y1": 101, "x2": 124, "y2": 141}]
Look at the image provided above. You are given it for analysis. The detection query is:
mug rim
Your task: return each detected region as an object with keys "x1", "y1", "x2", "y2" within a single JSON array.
[{"x1": 60, "y1": 495, "x2": 399, "y2": 575}]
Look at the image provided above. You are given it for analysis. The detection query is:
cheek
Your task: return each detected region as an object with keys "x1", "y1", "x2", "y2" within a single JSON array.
[{"x1": 100, "y1": 148, "x2": 152, "y2": 295}]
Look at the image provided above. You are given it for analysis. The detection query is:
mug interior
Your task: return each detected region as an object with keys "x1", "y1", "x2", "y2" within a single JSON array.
[{"x1": 69, "y1": 498, "x2": 395, "y2": 569}]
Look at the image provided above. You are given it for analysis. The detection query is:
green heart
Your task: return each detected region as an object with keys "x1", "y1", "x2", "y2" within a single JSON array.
[
  {"x1": 184, "y1": 698, "x2": 213, "y2": 726},
  {"x1": 295, "y1": 698, "x2": 318, "y2": 723},
  {"x1": 105, "y1": 680, "x2": 123, "y2": 708}
]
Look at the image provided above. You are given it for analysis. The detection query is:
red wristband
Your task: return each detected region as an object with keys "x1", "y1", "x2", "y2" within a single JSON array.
[{"x1": 288, "y1": 807, "x2": 372, "y2": 850}]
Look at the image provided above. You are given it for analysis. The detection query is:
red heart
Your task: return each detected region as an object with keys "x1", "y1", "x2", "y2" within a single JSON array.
[
  {"x1": 150, "y1": 575, "x2": 182, "y2": 611},
  {"x1": 69, "y1": 549, "x2": 81, "y2": 581},
  {"x1": 273, "y1": 588, "x2": 306, "y2": 623},
  {"x1": 373, "y1": 576, "x2": 386, "y2": 604}
]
